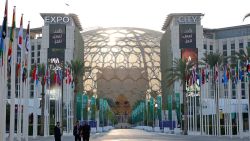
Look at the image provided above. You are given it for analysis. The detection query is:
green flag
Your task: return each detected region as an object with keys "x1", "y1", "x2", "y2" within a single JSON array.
[
  {"x1": 175, "y1": 93, "x2": 181, "y2": 124},
  {"x1": 76, "y1": 93, "x2": 82, "y2": 120},
  {"x1": 168, "y1": 95, "x2": 172, "y2": 121},
  {"x1": 157, "y1": 95, "x2": 162, "y2": 121},
  {"x1": 149, "y1": 97, "x2": 154, "y2": 124},
  {"x1": 82, "y1": 95, "x2": 88, "y2": 120},
  {"x1": 90, "y1": 96, "x2": 96, "y2": 120},
  {"x1": 99, "y1": 99, "x2": 104, "y2": 126}
]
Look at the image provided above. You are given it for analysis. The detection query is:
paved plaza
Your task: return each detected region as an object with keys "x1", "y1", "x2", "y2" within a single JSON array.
[{"x1": 18, "y1": 129, "x2": 249, "y2": 141}]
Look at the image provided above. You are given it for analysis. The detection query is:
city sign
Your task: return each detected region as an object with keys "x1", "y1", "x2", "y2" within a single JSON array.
[{"x1": 176, "y1": 16, "x2": 200, "y2": 24}]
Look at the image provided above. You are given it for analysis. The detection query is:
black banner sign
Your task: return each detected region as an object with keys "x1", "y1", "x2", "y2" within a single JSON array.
[
  {"x1": 179, "y1": 24, "x2": 196, "y2": 49},
  {"x1": 49, "y1": 24, "x2": 66, "y2": 49}
]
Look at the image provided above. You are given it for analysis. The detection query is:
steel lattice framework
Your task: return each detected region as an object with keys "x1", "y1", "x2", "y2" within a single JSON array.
[{"x1": 83, "y1": 27, "x2": 162, "y2": 104}]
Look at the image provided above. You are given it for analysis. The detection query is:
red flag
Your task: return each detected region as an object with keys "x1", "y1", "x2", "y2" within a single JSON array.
[
  {"x1": 17, "y1": 14, "x2": 23, "y2": 49},
  {"x1": 16, "y1": 62, "x2": 21, "y2": 76},
  {"x1": 201, "y1": 68, "x2": 205, "y2": 84},
  {"x1": 32, "y1": 64, "x2": 37, "y2": 80},
  {"x1": 54, "y1": 71, "x2": 57, "y2": 84}
]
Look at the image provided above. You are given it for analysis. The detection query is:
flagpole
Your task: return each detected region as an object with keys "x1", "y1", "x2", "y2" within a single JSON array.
[
  {"x1": 228, "y1": 78, "x2": 232, "y2": 138},
  {"x1": 33, "y1": 65, "x2": 37, "y2": 138},
  {"x1": 246, "y1": 75, "x2": 250, "y2": 139},
  {"x1": 9, "y1": 28, "x2": 16, "y2": 141},
  {"x1": 237, "y1": 60, "x2": 243, "y2": 138},
  {"x1": 0, "y1": 63, "x2": 3, "y2": 141}
]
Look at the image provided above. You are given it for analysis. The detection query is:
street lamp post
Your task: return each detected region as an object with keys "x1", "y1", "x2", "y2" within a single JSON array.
[{"x1": 155, "y1": 103, "x2": 158, "y2": 127}]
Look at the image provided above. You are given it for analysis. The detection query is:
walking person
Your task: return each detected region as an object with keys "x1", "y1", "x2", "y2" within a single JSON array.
[
  {"x1": 73, "y1": 120, "x2": 81, "y2": 141},
  {"x1": 80, "y1": 121, "x2": 91, "y2": 141},
  {"x1": 54, "y1": 122, "x2": 62, "y2": 141}
]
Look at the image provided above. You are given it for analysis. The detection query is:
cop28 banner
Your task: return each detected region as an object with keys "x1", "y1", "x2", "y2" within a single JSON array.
[{"x1": 179, "y1": 24, "x2": 196, "y2": 49}]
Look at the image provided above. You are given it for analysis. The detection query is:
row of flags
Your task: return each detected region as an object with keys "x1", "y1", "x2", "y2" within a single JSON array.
[
  {"x1": 186, "y1": 62, "x2": 250, "y2": 88},
  {"x1": 0, "y1": 0, "x2": 31, "y2": 83},
  {"x1": 30, "y1": 64, "x2": 73, "y2": 87}
]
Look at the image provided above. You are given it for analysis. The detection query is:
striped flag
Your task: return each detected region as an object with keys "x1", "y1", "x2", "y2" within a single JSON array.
[
  {"x1": 0, "y1": 0, "x2": 8, "y2": 62},
  {"x1": 7, "y1": 6, "x2": 16, "y2": 74},
  {"x1": 25, "y1": 22, "x2": 30, "y2": 54},
  {"x1": 1, "y1": 0, "x2": 8, "y2": 39},
  {"x1": 17, "y1": 14, "x2": 23, "y2": 49}
]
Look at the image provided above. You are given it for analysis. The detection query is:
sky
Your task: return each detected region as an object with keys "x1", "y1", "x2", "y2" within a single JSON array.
[{"x1": 1, "y1": 0, "x2": 250, "y2": 32}]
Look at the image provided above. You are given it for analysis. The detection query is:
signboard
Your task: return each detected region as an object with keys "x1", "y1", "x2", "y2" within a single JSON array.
[
  {"x1": 181, "y1": 48, "x2": 198, "y2": 62},
  {"x1": 44, "y1": 16, "x2": 70, "y2": 24},
  {"x1": 49, "y1": 24, "x2": 66, "y2": 49},
  {"x1": 176, "y1": 16, "x2": 200, "y2": 24},
  {"x1": 179, "y1": 24, "x2": 196, "y2": 49}
]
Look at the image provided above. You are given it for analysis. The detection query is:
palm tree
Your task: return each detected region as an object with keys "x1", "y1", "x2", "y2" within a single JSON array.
[
  {"x1": 69, "y1": 60, "x2": 84, "y2": 123},
  {"x1": 166, "y1": 58, "x2": 195, "y2": 135},
  {"x1": 201, "y1": 52, "x2": 223, "y2": 68}
]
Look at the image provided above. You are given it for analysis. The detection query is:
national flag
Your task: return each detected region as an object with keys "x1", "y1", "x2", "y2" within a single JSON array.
[
  {"x1": 22, "y1": 66, "x2": 27, "y2": 82},
  {"x1": 16, "y1": 61, "x2": 21, "y2": 77},
  {"x1": 53, "y1": 70, "x2": 57, "y2": 84},
  {"x1": 25, "y1": 21, "x2": 30, "y2": 53},
  {"x1": 7, "y1": 6, "x2": 16, "y2": 74},
  {"x1": 201, "y1": 68, "x2": 205, "y2": 84},
  {"x1": 226, "y1": 64, "x2": 230, "y2": 80},
  {"x1": 222, "y1": 66, "x2": 228, "y2": 85},
  {"x1": 214, "y1": 63, "x2": 219, "y2": 82},
  {"x1": 1, "y1": 0, "x2": 8, "y2": 39},
  {"x1": 32, "y1": 64, "x2": 37, "y2": 81},
  {"x1": 205, "y1": 64, "x2": 209, "y2": 82},
  {"x1": 44, "y1": 67, "x2": 49, "y2": 86},
  {"x1": 17, "y1": 14, "x2": 23, "y2": 49},
  {"x1": 0, "y1": 0, "x2": 8, "y2": 59}
]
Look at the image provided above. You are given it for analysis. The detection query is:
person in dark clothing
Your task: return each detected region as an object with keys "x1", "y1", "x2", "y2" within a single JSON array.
[
  {"x1": 73, "y1": 120, "x2": 81, "y2": 141},
  {"x1": 54, "y1": 122, "x2": 62, "y2": 141},
  {"x1": 80, "y1": 121, "x2": 91, "y2": 141}
]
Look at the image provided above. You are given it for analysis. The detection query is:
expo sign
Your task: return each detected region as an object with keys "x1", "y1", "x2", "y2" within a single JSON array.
[{"x1": 44, "y1": 16, "x2": 70, "y2": 24}]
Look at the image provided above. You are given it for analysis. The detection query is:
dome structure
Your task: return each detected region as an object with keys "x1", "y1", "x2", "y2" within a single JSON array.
[{"x1": 83, "y1": 27, "x2": 162, "y2": 110}]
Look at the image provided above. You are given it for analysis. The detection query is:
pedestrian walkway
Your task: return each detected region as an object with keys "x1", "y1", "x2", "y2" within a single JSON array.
[{"x1": 9, "y1": 129, "x2": 250, "y2": 141}]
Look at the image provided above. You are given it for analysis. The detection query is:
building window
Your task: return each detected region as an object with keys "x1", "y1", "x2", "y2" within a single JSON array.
[
  {"x1": 31, "y1": 45, "x2": 35, "y2": 51},
  {"x1": 31, "y1": 59, "x2": 34, "y2": 64},
  {"x1": 223, "y1": 44, "x2": 227, "y2": 50},
  {"x1": 231, "y1": 50, "x2": 235, "y2": 56},
  {"x1": 37, "y1": 58, "x2": 40, "y2": 64},
  {"x1": 37, "y1": 51, "x2": 40, "y2": 57},
  {"x1": 203, "y1": 44, "x2": 207, "y2": 49},
  {"x1": 38, "y1": 45, "x2": 41, "y2": 50},
  {"x1": 210, "y1": 45, "x2": 213, "y2": 50},
  {"x1": 231, "y1": 43, "x2": 235, "y2": 50},
  {"x1": 223, "y1": 51, "x2": 227, "y2": 56},
  {"x1": 239, "y1": 42, "x2": 243, "y2": 49},
  {"x1": 242, "y1": 90, "x2": 245, "y2": 99},
  {"x1": 31, "y1": 52, "x2": 35, "y2": 57},
  {"x1": 247, "y1": 42, "x2": 250, "y2": 48}
]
